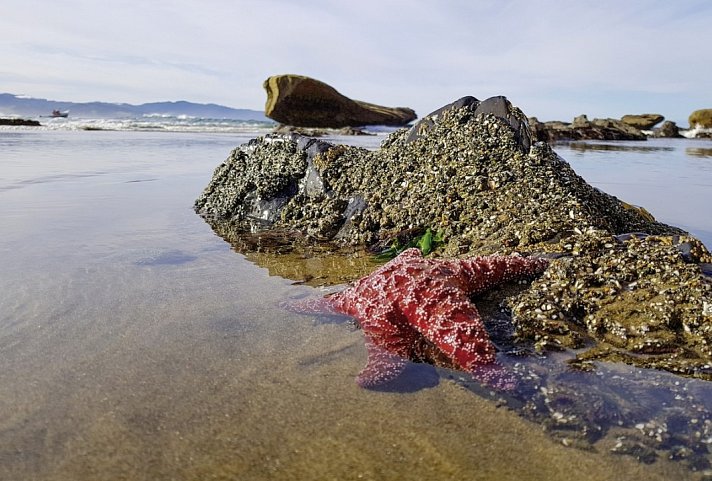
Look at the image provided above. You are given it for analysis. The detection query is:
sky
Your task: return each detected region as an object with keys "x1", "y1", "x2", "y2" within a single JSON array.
[{"x1": 1, "y1": 0, "x2": 710, "y2": 125}]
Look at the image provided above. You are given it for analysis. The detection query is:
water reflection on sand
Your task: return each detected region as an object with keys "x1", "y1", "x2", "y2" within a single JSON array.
[
  {"x1": 562, "y1": 141, "x2": 675, "y2": 153},
  {"x1": 686, "y1": 147, "x2": 712, "y2": 158},
  {"x1": 226, "y1": 237, "x2": 712, "y2": 475},
  {"x1": 560, "y1": 140, "x2": 712, "y2": 160},
  {"x1": 1, "y1": 130, "x2": 710, "y2": 481}
]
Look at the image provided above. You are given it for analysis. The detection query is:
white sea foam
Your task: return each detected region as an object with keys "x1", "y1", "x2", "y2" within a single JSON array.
[
  {"x1": 682, "y1": 125, "x2": 712, "y2": 139},
  {"x1": 0, "y1": 115, "x2": 276, "y2": 133},
  {"x1": 0, "y1": 116, "x2": 403, "y2": 141}
]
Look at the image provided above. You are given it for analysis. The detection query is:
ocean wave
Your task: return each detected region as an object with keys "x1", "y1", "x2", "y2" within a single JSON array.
[
  {"x1": 682, "y1": 126, "x2": 712, "y2": 139},
  {"x1": 0, "y1": 116, "x2": 276, "y2": 133},
  {"x1": 141, "y1": 112, "x2": 194, "y2": 119}
]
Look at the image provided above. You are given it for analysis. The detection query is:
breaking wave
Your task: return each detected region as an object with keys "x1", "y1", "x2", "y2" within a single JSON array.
[{"x1": 1, "y1": 115, "x2": 276, "y2": 133}]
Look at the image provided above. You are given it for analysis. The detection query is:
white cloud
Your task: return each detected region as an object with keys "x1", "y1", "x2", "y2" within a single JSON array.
[{"x1": 1, "y1": 0, "x2": 710, "y2": 123}]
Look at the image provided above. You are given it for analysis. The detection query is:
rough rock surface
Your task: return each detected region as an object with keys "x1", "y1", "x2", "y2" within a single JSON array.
[
  {"x1": 689, "y1": 109, "x2": 712, "y2": 129},
  {"x1": 529, "y1": 115, "x2": 646, "y2": 142},
  {"x1": 263, "y1": 74, "x2": 417, "y2": 128},
  {"x1": 512, "y1": 231, "x2": 712, "y2": 376},
  {"x1": 621, "y1": 113, "x2": 664, "y2": 130},
  {"x1": 197, "y1": 98, "x2": 669, "y2": 252},
  {"x1": 652, "y1": 120, "x2": 683, "y2": 138},
  {"x1": 407, "y1": 96, "x2": 531, "y2": 150},
  {"x1": 195, "y1": 95, "x2": 712, "y2": 381}
]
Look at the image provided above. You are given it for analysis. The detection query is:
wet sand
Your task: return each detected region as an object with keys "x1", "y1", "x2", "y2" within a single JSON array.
[
  {"x1": 0, "y1": 249, "x2": 693, "y2": 481},
  {"x1": 0, "y1": 131, "x2": 708, "y2": 480}
]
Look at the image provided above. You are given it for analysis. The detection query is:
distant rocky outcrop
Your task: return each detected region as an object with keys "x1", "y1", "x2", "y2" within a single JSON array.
[
  {"x1": 652, "y1": 120, "x2": 683, "y2": 138},
  {"x1": 529, "y1": 115, "x2": 646, "y2": 142},
  {"x1": 689, "y1": 109, "x2": 712, "y2": 129},
  {"x1": 620, "y1": 113, "x2": 664, "y2": 130},
  {"x1": 263, "y1": 74, "x2": 417, "y2": 128},
  {"x1": 0, "y1": 117, "x2": 40, "y2": 126},
  {"x1": 195, "y1": 95, "x2": 712, "y2": 383}
]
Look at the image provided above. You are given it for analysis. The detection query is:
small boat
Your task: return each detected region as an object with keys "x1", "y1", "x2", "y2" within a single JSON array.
[{"x1": 50, "y1": 109, "x2": 69, "y2": 118}]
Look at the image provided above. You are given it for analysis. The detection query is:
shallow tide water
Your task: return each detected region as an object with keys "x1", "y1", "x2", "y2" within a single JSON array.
[{"x1": 1, "y1": 130, "x2": 711, "y2": 480}]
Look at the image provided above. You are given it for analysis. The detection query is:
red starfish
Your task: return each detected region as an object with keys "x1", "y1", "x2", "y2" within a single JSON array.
[{"x1": 285, "y1": 248, "x2": 549, "y2": 389}]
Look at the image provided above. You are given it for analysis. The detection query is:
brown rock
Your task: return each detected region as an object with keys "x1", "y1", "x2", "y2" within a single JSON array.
[
  {"x1": 529, "y1": 115, "x2": 646, "y2": 142},
  {"x1": 620, "y1": 114, "x2": 664, "y2": 130},
  {"x1": 571, "y1": 114, "x2": 591, "y2": 129},
  {"x1": 590, "y1": 118, "x2": 646, "y2": 139},
  {"x1": 263, "y1": 74, "x2": 417, "y2": 128}
]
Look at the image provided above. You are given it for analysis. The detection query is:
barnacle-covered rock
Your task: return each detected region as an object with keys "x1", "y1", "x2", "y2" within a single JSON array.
[
  {"x1": 195, "y1": 95, "x2": 712, "y2": 380},
  {"x1": 512, "y1": 231, "x2": 712, "y2": 379},
  {"x1": 196, "y1": 96, "x2": 677, "y2": 253}
]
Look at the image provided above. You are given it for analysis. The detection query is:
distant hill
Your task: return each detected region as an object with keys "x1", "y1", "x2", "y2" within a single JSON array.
[{"x1": 0, "y1": 93, "x2": 270, "y2": 121}]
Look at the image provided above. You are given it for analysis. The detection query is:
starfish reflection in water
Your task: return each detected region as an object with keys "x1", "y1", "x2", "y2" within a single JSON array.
[{"x1": 284, "y1": 248, "x2": 549, "y2": 390}]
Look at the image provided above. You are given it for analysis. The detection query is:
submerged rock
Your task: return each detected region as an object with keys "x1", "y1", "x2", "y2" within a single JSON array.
[
  {"x1": 263, "y1": 74, "x2": 417, "y2": 128},
  {"x1": 195, "y1": 95, "x2": 712, "y2": 381},
  {"x1": 492, "y1": 357, "x2": 712, "y2": 470}
]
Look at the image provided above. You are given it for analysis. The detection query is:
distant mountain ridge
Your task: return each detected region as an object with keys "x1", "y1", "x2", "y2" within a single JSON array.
[{"x1": 0, "y1": 93, "x2": 270, "y2": 121}]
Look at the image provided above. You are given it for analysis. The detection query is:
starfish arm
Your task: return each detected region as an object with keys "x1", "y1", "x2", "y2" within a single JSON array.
[
  {"x1": 405, "y1": 290, "x2": 516, "y2": 390},
  {"x1": 460, "y1": 255, "x2": 549, "y2": 295},
  {"x1": 404, "y1": 287, "x2": 497, "y2": 371},
  {"x1": 356, "y1": 335, "x2": 408, "y2": 387},
  {"x1": 357, "y1": 304, "x2": 423, "y2": 358}
]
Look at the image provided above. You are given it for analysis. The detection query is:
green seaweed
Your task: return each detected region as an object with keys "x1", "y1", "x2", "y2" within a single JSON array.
[{"x1": 374, "y1": 228, "x2": 444, "y2": 261}]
